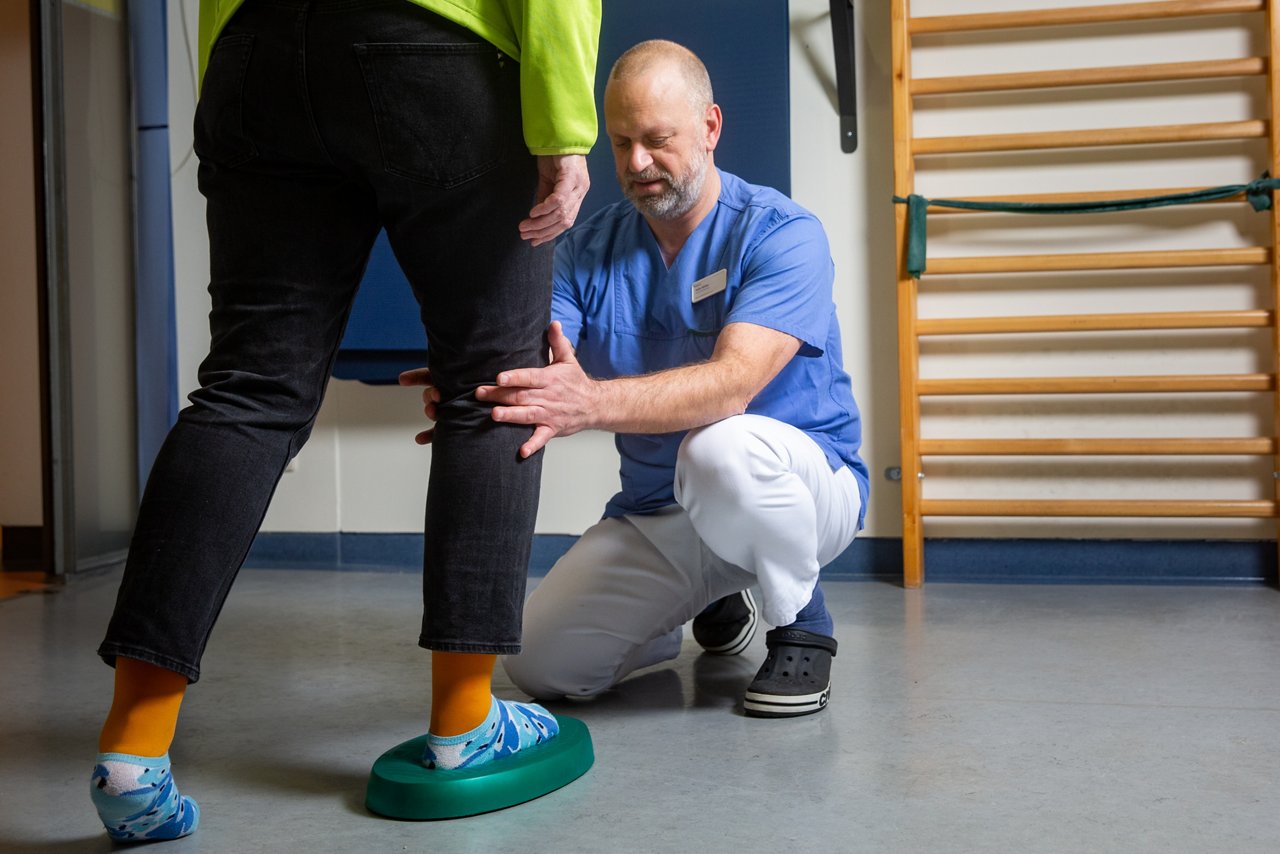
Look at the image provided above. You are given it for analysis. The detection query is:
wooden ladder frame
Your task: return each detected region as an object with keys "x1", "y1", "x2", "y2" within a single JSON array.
[{"x1": 891, "y1": 0, "x2": 1280, "y2": 587}]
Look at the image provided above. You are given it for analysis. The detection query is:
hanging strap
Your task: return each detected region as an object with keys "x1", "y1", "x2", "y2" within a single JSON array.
[{"x1": 892, "y1": 174, "x2": 1280, "y2": 278}]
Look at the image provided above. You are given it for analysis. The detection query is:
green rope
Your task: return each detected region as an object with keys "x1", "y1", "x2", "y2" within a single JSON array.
[{"x1": 892, "y1": 174, "x2": 1280, "y2": 278}]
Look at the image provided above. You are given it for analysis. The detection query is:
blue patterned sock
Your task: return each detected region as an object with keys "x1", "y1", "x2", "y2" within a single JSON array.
[
  {"x1": 90, "y1": 752, "x2": 199, "y2": 843},
  {"x1": 424, "y1": 696, "x2": 559, "y2": 771}
]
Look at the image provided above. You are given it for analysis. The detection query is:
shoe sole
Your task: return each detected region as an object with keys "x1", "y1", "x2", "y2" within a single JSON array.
[
  {"x1": 742, "y1": 683, "x2": 830, "y2": 718},
  {"x1": 699, "y1": 589, "x2": 758, "y2": 656}
]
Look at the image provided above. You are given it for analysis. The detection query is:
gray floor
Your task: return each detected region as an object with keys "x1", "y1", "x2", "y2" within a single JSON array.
[{"x1": 2, "y1": 568, "x2": 1278, "y2": 853}]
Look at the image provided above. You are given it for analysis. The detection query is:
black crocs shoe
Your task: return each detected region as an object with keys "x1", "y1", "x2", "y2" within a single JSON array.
[
  {"x1": 691, "y1": 589, "x2": 759, "y2": 656},
  {"x1": 743, "y1": 628, "x2": 836, "y2": 718}
]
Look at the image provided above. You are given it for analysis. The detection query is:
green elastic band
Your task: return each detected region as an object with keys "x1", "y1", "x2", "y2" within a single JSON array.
[{"x1": 892, "y1": 174, "x2": 1280, "y2": 278}]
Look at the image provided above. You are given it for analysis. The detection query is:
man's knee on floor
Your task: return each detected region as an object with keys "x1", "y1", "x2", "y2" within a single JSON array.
[{"x1": 501, "y1": 642, "x2": 614, "y2": 701}]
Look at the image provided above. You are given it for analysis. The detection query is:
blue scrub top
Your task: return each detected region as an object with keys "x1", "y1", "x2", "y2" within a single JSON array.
[{"x1": 553, "y1": 169, "x2": 870, "y2": 525}]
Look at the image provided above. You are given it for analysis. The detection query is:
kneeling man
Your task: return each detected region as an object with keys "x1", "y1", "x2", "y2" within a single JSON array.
[{"x1": 407, "y1": 40, "x2": 868, "y2": 717}]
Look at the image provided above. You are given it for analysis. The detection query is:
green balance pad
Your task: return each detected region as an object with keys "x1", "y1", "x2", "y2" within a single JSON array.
[{"x1": 365, "y1": 715, "x2": 593, "y2": 820}]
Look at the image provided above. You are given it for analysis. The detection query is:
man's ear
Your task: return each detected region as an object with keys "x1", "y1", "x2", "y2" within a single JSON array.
[{"x1": 705, "y1": 103, "x2": 723, "y2": 152}]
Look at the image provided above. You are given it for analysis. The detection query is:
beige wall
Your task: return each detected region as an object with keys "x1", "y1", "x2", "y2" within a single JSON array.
[{"x1": 0, "y1": 1, "x2": 45, "y2": 528}]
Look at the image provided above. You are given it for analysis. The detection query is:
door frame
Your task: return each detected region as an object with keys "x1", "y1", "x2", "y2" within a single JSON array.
[{"x1": 36, "y1": 0, "x2": 74, "y2": 578}]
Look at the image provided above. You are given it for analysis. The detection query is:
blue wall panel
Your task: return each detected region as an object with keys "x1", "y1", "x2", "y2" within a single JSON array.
[
  {"x1": 246, "y1": 533, "x2": 1279, "y2": 586},
  {"x1": 130, "y1": 0, "x2": 180, "y2": 489}
]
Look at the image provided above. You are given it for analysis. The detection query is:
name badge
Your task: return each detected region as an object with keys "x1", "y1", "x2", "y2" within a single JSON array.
[{"x1": 691, "y1": 268, "x2": 728, "y2": 303}]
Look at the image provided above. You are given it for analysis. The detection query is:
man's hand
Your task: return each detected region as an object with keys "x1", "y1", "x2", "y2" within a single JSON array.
[
  {"x1": 476, "y1": 321, "x2": 596, "y2": 458},
  {"x1": 519, "y1": 155, "x2": 590, "y2": 246},
  {"x1": 398, "y1": 367, "x2": 440, "y2": 445}
]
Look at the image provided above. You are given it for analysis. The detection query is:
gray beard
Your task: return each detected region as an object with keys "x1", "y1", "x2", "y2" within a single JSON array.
[{"x1": 625, "y1": 150, "x2": 709, "y2": 221}]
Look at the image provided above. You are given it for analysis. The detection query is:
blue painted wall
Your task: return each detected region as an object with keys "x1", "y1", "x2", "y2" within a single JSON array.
[
  {"x1": 246, "y1": 532, "x2": 1278, "y2": 586},
  {"x1": 129, "y1": 0, "x2": 180, "y2": 491}
]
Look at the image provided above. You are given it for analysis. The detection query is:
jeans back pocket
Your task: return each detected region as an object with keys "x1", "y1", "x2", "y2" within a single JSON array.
[{"x1": 355, "y1": 43, "x2": 521, "y2": 189}]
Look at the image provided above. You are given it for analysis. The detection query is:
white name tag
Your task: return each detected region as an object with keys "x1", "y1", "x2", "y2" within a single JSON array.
[{"x1": 691, "y1": 268, "x2": 728, "y2": 303}]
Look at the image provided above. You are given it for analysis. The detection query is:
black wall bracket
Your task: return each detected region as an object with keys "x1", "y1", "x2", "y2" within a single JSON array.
[{"x1": 829, "y1": 0, "x2": 858, "y2": 153}]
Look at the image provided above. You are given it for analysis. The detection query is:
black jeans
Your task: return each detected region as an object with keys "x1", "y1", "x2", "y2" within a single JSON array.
[{"x1": 98, "y1": 0, "x2": 550, "y2": 681}]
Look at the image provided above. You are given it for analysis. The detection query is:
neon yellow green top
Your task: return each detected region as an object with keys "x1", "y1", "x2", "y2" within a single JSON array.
[{"x1": 198, "y1": 0, "x2": 599, "y2": 155}]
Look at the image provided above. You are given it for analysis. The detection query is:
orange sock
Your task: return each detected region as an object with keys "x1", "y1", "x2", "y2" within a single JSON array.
[
  {"x1": 98, "y1": 658, "x2": 188, "y2": 756},
  {"x1": 429, "y1": 651, "x2": 497, "y2": 737}
]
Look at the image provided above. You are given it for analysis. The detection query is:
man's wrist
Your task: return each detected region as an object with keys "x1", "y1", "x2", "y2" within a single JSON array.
[{"x1": 582, "y1": 376, "x2": 608, "y2": 432}]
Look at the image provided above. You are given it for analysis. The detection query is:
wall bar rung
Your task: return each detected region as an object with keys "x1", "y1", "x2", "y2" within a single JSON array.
[
  {"x1": 917, "y1": 309, "x2": 1272, "y2": 335},
  {"x1": 913, "y1": 58, "x2": 1267, "y2": 96},
  {"x1": 910, "y1": 0, "x2": 1265, "y2": 36},
  {"x1": 914, "y1": 120, "x2": 1266, "y2": 155},
  {"x1": 920, "y1": 498, "x2": 1278, "y2": 517},
  {"x1": 927, "y1": 247, "x2": 1269, "y2": 275},
  {"x1": 918, "y1": 438, "x2": 1277, "y2": 455},
  {"x1": 926, "y1": 186, "x2": 1235, "y2": 215},
  {"x1": 918, "y1": 373, "x2": 1275, "y2": 395}
]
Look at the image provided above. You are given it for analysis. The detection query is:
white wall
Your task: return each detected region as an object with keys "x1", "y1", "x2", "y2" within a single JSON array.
[
  {"x1": 169, "y1": 0, "x2": 1272, "y2": 541},
  {"x1": 0, "y1": 1, "x2": 45, "y2": 528},
  {"x1": 790, "y1": 0, "x2": 899, "y2": 536}
]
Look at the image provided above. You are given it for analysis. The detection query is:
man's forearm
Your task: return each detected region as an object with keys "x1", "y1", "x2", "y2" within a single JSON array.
[
  {"x1": 589, "y1": 359, "x2": 757, "y2": 435},
  {"x1": 481, "y1": 320, "x2": 800, "y2": 453}
]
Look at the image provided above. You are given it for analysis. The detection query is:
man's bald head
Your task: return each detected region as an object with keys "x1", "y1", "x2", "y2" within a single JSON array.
[
  {"x1": 609, "y1": 40, "x2": 713, "y2": 113},
  {"x1": 604, "y1": 41, "x2": 722, "y2": 224}
]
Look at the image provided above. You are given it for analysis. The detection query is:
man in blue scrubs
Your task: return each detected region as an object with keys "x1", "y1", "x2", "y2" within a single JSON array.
[{"x1": 407, "y1": 40, "x2": 868, "y2": 717}]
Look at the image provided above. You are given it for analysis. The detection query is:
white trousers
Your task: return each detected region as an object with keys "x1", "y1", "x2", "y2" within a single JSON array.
[{"x1": 502, "y1": 414, "x2": 862, "y2": 699}]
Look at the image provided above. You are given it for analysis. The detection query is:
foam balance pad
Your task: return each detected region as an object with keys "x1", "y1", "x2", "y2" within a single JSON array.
[{"x1": 365, "y1": 715, "x2": 593, "y2": 820}]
